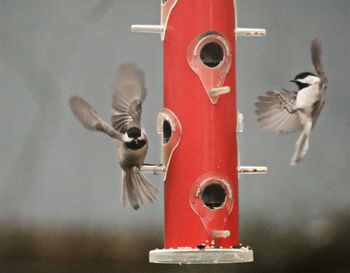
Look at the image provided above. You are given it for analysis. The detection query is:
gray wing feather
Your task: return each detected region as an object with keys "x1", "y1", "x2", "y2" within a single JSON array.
[
  {"x1": 135, "y1": 173, "x2": 158, "y2": 202},
  {"x1": 255, "y1": 90, "x2": 303, "y2": 134},
  {"x1": 311, "y1": 39, "x2": 327, "y2": 126},
  {"x1": 122, "y1": 172, "x2": 141, "y2": 210},
  {"x1": 111, "y1": 63, "x2": 146, "y2": 133},
  {"x1": 111, "y1": 113, "x2": 133, "y2": 133},
  {"x1": 311, "y1": 99, "x2": 325, "y2": 128},
  {"x1": 311, "y1": 39, "x2": 327, "y2": 89},
  {"x1": 122, "y1": 171, "x2": 158, "y2": 210},
  {"x1": 69, "y1": 96, "x2": 122, "y2": 141}
]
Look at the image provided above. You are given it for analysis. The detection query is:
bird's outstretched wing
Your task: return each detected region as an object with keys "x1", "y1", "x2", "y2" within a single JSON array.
[
  {"x1": 311, "y1": 39, "x2": 327, "y2": 90},
  {"x1": 310, "y1": 39, "x2": 327, "y2": 125},
  {"x1": 111, "y1": 63, "x2": 147, "y2": 133},
  {"x1": 69, "y1": 96, "x2": 122, "y2": 141},
  {"x1": 255, "y1": 90, "x2": 303, "y2": 133}
]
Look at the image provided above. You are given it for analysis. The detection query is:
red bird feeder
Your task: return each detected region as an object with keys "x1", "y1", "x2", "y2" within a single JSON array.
[{"x1": 132, "y1": 0, "x2": 266, "y2": 264}]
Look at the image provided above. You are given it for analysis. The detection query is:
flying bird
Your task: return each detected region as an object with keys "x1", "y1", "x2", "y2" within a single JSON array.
[
  {"x1": 255, "y1": 39, "x2": 327, "y2": 165},
  {"x1": 69, "y1": 63, "x2": 158, "y2": 210}
]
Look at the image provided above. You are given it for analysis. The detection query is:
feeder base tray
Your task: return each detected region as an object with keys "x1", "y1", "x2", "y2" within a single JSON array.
[{"x1": 149, "y1": 247, "x2": 253, "y2": 264}]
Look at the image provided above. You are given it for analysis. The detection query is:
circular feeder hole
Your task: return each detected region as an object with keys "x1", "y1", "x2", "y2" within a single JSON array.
[
  {"x1": 201, "y1": 183, "x2": 227, "y2": 209},
  {"x1": 163, "y1": 120, "x2": 172, "y2": 144},
  {"x1": 200, "y1": 42, "x2": 224, "y2": 68}
]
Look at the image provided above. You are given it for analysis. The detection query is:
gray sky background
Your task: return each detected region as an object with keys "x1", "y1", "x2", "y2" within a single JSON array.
[{"x1": 0, "y1": 0, "x2": 349, "y2": 234}]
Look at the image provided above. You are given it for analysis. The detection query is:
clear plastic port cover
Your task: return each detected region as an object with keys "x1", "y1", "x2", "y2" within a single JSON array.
[
  {"x1": 161, "y1": 0, "x2": 178, "y2": 40},
  {"x1": 157, "y1": 108, "x2": 182, "y2": 181},
  {"x1": 187, "y1": 32, "x2": 232, "y2": 104},
  {"x1": 190, "y1": 175, "x2": 234, "y2": 236}
]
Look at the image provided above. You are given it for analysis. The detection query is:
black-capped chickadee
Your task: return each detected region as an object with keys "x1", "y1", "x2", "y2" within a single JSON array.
[
  {"x1": 255, "y1": 39, "x2": 327, "y2": 165},
  {"x1": 69, "y1": 63, "x2": 157, "y2": 210}
]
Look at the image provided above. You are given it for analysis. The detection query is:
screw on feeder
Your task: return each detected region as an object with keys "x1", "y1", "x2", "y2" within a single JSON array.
[{"x1": 197, "y1": 244, "x2": 206, "y2": 250}]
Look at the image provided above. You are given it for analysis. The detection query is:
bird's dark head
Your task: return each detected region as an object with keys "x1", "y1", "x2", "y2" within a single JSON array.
[
  {"x1": 124, "y1": 127, "x2": 146, "y2": 150},
  {"x1": 126, "y1": 127, "x2": 141, "y2": 139},
  {"x1": 290, "y1": 72, "x2": 320, "y2": 90}
]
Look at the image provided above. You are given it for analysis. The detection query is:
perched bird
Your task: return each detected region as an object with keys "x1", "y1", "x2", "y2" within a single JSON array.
[
  {"x1": 69, "y1": 63, "x2": 158, "y2": 210},
  {"x1": 255, "y1": 40, "x2": 327, "y2": 165}
]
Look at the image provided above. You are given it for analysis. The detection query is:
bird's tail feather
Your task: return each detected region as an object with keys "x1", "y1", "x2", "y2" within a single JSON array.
[
  {"x1": 122, "y1": 171, "x2": 158, "y2": 210},
  {"x1": 290, "y1": 121, "x2": 312, "y2": 165}
]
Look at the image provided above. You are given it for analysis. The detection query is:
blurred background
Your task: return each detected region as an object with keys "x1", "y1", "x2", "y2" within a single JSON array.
[{"x1": 0, "y1": 0, "x2": 349, "y2": 272}]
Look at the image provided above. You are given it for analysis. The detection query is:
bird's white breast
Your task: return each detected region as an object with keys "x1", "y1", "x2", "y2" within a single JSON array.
[{"x1": 296, "y1": 84, "x2": 321, "y2": 110}]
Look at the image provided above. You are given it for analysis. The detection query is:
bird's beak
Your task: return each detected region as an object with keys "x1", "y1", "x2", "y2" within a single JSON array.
[{"x1": 290, "y1": 80, "x2": 297, "y2": 83}]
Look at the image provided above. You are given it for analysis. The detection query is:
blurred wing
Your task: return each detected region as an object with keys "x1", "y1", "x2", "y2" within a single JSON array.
[
  {"x1": 69, "y1": 96, "x2": 122, "y2": 141},
  {"x1": 311, "y1": 97, "x2": 325, "y2": 127},
  {"x1": 111, "y1": 63, "x2": 146, "y2": 133},
  {"x1": 255, "y1": 90, "x2": 303, "y2": 133},
  {"x1": 311, "y1": 39, "x2": 327, "y2": 89}
]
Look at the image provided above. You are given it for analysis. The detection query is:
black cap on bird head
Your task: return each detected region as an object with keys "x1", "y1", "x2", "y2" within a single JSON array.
[
  {"x1": 290, "y1": 72, "x2": 317, "y2": 90},
  {"x1": 126, "y1": 127, "x2": 141, "y2": 139}
]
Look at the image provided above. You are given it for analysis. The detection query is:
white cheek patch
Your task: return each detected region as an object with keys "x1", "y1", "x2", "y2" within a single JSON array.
[
  {"x1": 139, "y1": 129, "x2": 147, "y2": 141},
  {"x1": 297, "y1": 75, "x2": 320, "y2": 85},
  {"x1": 122, "y1": 133, "x2": 133, "y2": 142}
]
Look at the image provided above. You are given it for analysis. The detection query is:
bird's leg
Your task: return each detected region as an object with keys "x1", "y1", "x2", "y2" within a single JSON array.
[{"x1": 284, "y1": 105, "x2": 300, "y2": 114}]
